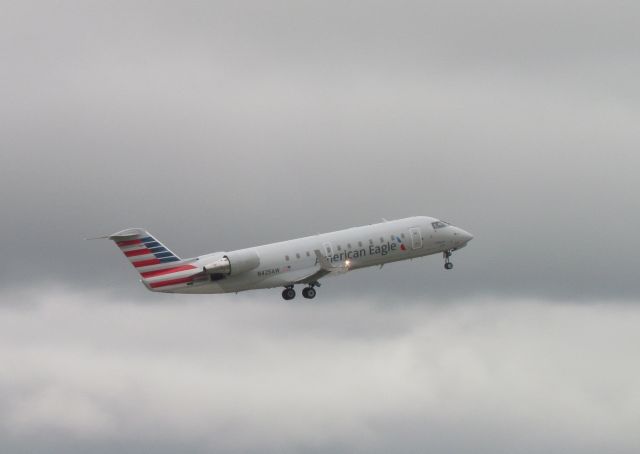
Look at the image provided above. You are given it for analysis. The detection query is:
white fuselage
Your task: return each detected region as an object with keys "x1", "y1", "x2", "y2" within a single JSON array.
[{"x1": 168, "y1": 216, "x2": 473, "y2": 294}]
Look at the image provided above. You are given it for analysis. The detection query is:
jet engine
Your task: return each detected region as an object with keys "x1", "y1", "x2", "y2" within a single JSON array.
[{"x1": 203, "y1": 249, "x2": 260, "y2": 276}]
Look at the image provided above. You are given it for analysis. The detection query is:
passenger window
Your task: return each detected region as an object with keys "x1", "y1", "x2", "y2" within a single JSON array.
[
  {"x1": 306, "y1": 251, "x2": 310, "y2": 257},
  {"x1": 380, "y1": 237, "x2": 384, "y2": 243},
  {"x1": 285, "y1": 255, "x2": 290, "y2": 261},
  {"x1": 369, "y1": 239, "x2": 374, "y2": 245},
  {"x1": 358, "y1": 241, "x2": 363, "y2": 247},
  {"x1": 337, "y1": 245, "x2": 342, "y2": 251},
  {"x1": 296, "y1": 253, "x2": 300, "y2": 259},
  {"x1": 401, "y1": 233, "x2": 405, "y2": 239},
  {"x1": 347, "y1": 243, "x2": 352, "y2": 249}
]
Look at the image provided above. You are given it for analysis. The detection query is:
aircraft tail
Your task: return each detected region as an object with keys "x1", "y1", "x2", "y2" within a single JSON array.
[{"x1": 108, "y1": 228, "x2": 199, "y2": 291}]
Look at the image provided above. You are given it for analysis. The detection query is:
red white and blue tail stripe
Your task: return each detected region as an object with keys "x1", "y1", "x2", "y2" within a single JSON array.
[{"x1": 108, "y1": 228, "x2": 200, "y2": 291}]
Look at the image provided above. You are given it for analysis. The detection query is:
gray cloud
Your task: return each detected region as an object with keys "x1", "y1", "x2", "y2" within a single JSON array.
[{"x1": 1, "y1": 289, "x2": 639, "y2": 453}]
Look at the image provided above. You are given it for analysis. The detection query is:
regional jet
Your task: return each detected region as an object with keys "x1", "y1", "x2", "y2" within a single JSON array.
[{"x1": 102, "y1": 216, "x2": 473, "y2": 299}]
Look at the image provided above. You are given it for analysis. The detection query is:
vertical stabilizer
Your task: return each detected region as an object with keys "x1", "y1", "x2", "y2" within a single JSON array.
[{"x1": 108, "y1": 228, "x2": 198, "y2": 291}]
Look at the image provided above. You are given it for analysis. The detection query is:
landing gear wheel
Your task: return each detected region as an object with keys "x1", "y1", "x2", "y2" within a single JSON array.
[
  {"x1": 282, "y1": 288, "x2": 296, "y2": 300},
  {"x1": 443, "y1": 250, "x2": 453, "y2": 270},
  {"x1": 302, "y1": 287, "x2": 316, "y2": 299}
]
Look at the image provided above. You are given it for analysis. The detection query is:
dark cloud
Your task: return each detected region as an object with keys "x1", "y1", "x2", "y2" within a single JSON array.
[{"x1": 1, "y1": 1, "x2": 639, "y2": 299}]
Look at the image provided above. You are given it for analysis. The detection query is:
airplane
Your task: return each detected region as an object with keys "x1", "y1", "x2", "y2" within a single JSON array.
[{"x1": 102, "y1": 216, "x2": 473, "y2": 300}]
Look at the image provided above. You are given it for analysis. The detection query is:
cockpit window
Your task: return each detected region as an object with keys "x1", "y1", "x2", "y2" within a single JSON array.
[{"x1": 431, "y1": 221, "x2": 449, "y2": 230}]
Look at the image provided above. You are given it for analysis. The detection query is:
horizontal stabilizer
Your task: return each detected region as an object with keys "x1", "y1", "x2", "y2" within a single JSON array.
[
  {"x1": 108, "y1": 228, "x2": 150, "y2": 241},
  {"x1": 85, "y1": 234, "x2": 110, "y2": 240}
]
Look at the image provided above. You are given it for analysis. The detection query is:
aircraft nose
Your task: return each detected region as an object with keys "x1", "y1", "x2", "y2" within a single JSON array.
[{"x1": 454, "y1": 227, "x2": 474, "y2": 244}]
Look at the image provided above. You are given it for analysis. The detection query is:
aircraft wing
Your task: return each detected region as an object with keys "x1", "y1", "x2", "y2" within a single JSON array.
[
  {"x1": 313, "y1": 250, "x2": 351, "y2": 274},
  {"x1": 291, "y1": 267, "x2": 331, "y2": 285},
  {"x1": 284, "y1": 250, "x2": 351, "y2": 285}
]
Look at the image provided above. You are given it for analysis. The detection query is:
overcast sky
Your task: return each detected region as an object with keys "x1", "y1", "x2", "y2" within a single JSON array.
[{"x1": 1, "y1": 1, "x2": 639, "y2": 452}]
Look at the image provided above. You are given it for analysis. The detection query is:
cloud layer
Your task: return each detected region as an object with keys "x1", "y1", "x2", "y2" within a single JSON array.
[{"x1": 1, "y1": 289, "x2": 638, "y2": 453}]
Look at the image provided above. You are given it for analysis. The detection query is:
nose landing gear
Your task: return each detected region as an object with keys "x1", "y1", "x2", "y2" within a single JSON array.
[{"x1": 443, "y1": 250, "x2": 454, "y2": 270}]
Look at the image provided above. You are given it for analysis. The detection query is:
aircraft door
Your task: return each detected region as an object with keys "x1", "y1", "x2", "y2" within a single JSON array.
[{"x1": 409, "y1": 227, "x2": 423, "y2": 249}]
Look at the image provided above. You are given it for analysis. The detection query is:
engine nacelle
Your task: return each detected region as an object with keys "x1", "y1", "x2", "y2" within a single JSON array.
[
  {"x1": 203, "y1": 257, "x2": 231, "y2": 274},
  {"x1": 203, "y1": 249, "x2": 260, "y2": 276}
]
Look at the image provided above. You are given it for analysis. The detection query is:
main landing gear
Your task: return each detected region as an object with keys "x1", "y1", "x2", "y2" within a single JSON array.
[
  {"x1": 443, "y1": 250, "x2": 454, "y2": 270},
  {"x1": 302, "y1": 287, "x2": 316, "y2": 299},
  {"x1": 282, "y1": 282, "x2": 320, "y2": 300},
  {"x1": 282, "y1": 286, "x2": 296, "y2": 300}
]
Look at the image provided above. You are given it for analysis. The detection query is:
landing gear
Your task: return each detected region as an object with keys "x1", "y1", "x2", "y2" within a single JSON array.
[
  {"x1": 443, "y1": 250, "x2": 454, "y2": 270},
  {"x1": 282, "y1": 287, "x2": 296, "y2": 300},
  {"x1": 302, "y1": 287, "x2": 316, "y2": 299},
  {"x1": 282, "y1": 282, "x2": 320, "y2": 300}
]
